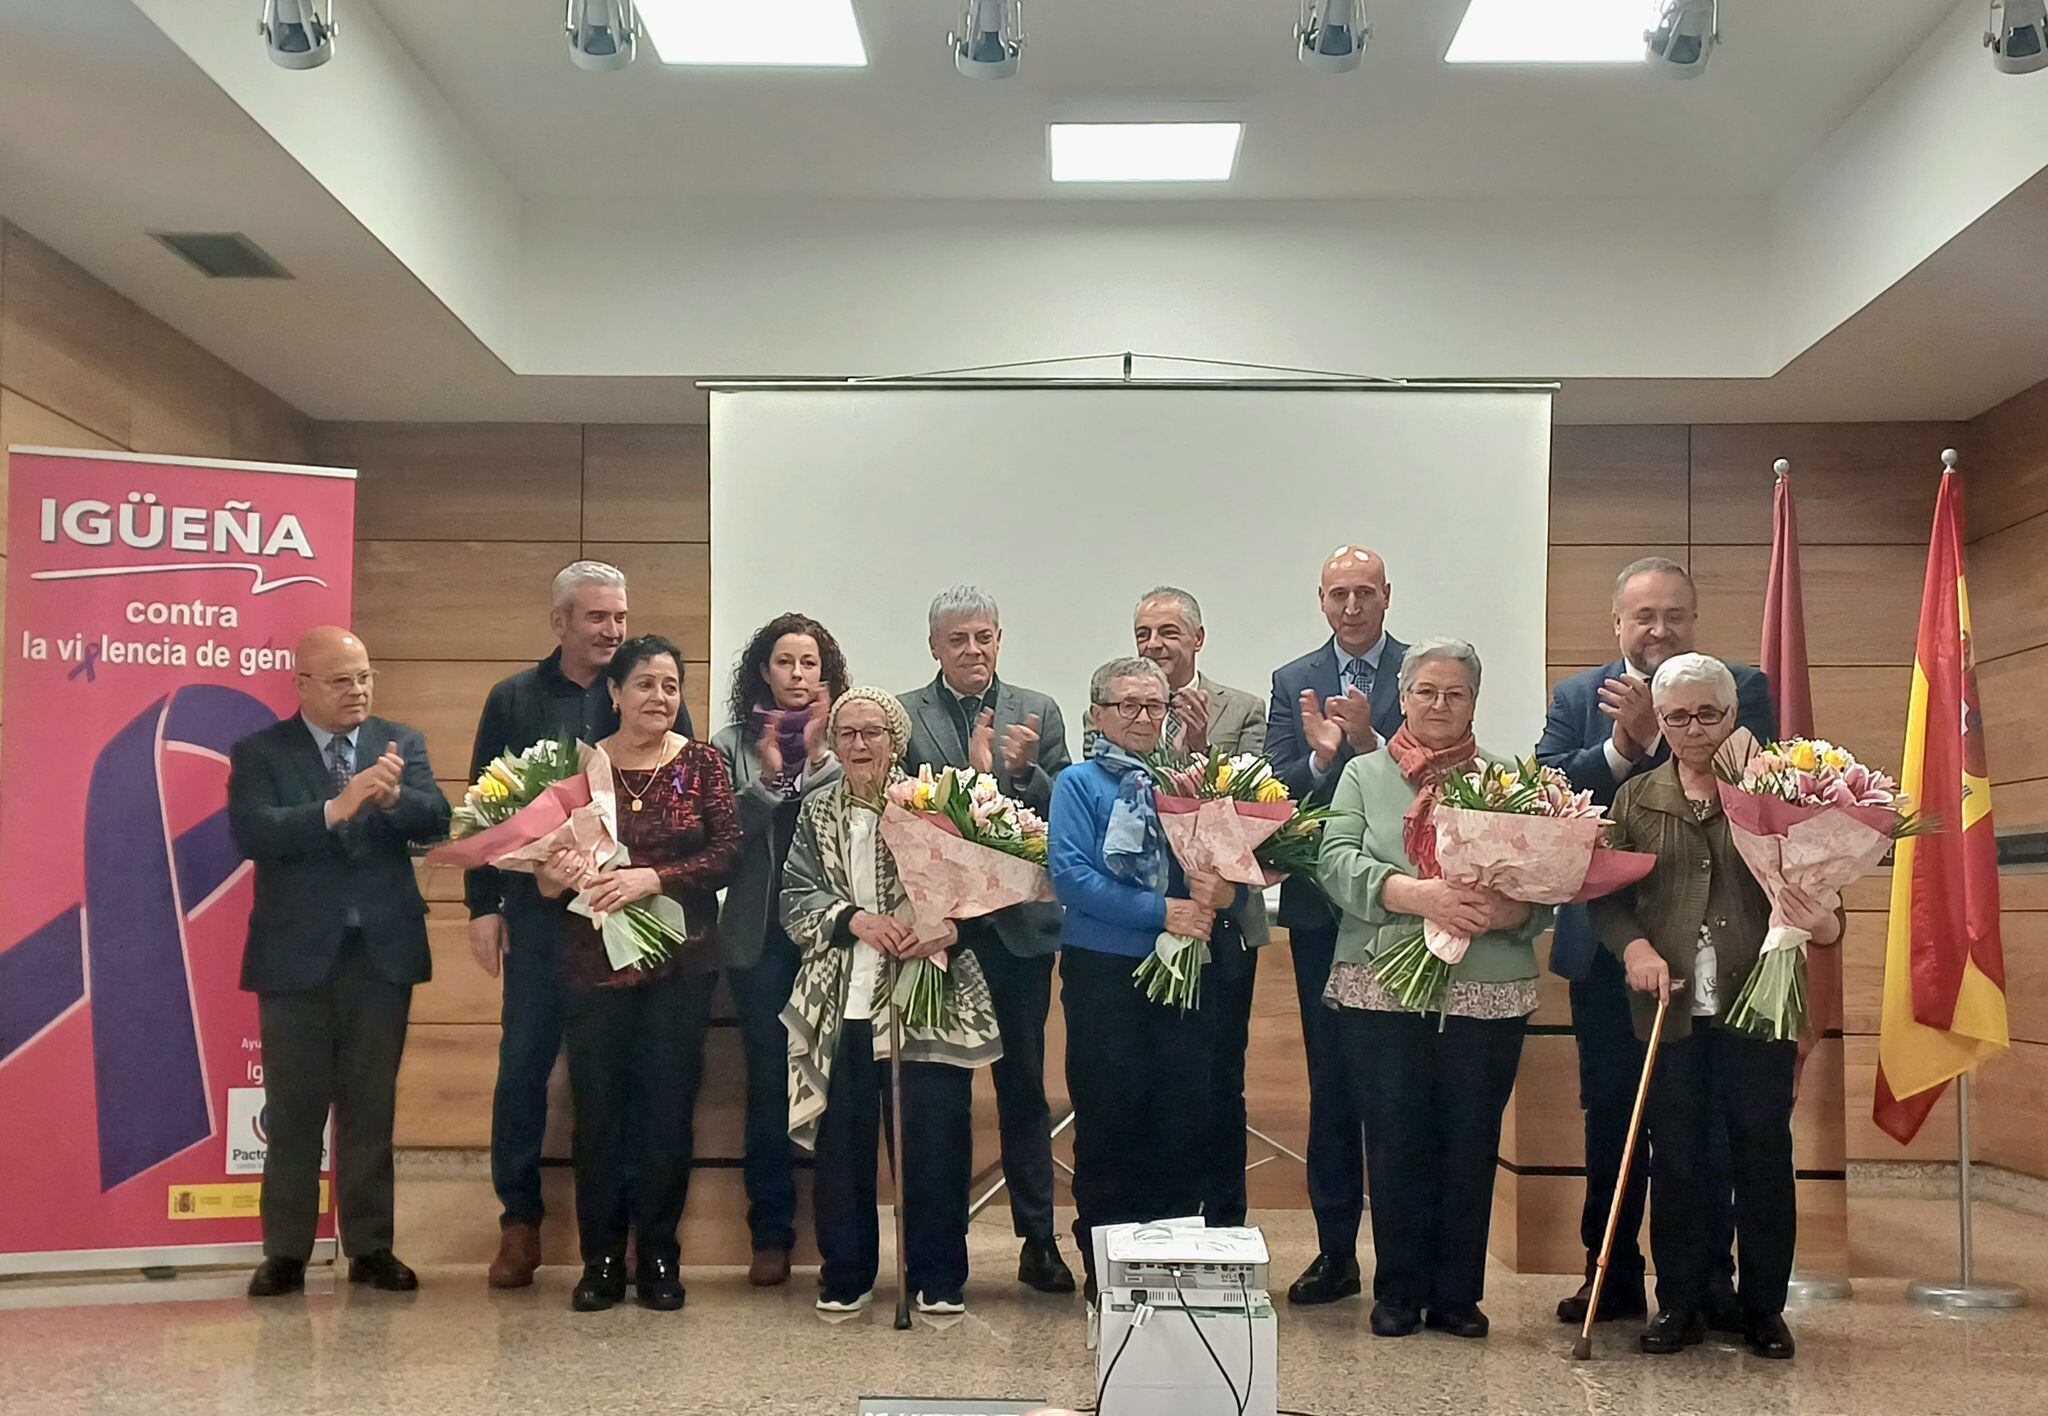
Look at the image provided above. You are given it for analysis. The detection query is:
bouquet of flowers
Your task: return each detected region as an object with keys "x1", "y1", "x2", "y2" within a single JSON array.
[
  {"x1": 1135, "y1": 748, "x2": 1338, "y2": 1012},
  {"x1": 428, "y1": 737, "x2": 687, "y2": 972},
  {"x1": 879, "y1": 766, "x2": 1054, "y2": 1028},
  {"x1": 1373, "y1": 759, "x2": 1655, "y2": 1019},
  {"x1": 1716, "y1": 735, "x2": 1929, "y2": 1041}
]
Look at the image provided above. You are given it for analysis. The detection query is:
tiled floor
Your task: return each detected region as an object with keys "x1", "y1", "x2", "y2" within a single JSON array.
[{"x1": 0, "y1": 1196, "x2": 2041, "y2": 1415}]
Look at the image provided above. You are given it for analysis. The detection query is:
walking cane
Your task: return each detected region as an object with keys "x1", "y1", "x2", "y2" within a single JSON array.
[
  {"x1": 1572, "y1": 983, "x2": 1678, "y2": 1361},
  {"x1": 887, "y1": 955, "x2": 913, "y2": 1331}
]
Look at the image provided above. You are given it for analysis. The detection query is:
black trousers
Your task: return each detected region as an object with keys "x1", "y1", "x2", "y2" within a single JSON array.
[
  {"x1": 563, "y1": 967, "x2": 717, "y2": 1264},
  {"x1": 1571, "y1": 950, "x2": 1737, "y2": 1289},
  {"x1": 812, "y1": 1020, "x2": 974, "y2": 1300},
  {"x1": 966, "y1": 926, "x2": 1058, "y2": 1243},
  {"x1": 1061, "y1": 946, "x2": 1213, "y2": 1289},
  {"x1": 257, "y1": 938, "x2": 412, "y2": 1260},
  {"x1": 491, "y1": 906, "x2": 564, "y2": 1228},
  {"x1": 1203, "y1": 926, "x2": 1259, "y2": 1227},
  {"x1": 1340, "y1": 1007, "x2": 1525, "y2": 1309},
  {"x1": 729, "y1": 924, "x2": 804, "y2": 1254},
  {"x1": 1288, "y1": 924, "x2": 1365, "y2": 1257},
  {"x1": 1645, "y1": 1026, "x2": 1798, "y2": 1318}
]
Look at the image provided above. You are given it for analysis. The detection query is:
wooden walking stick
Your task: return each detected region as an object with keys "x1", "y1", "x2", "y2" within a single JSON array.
[
  {"x1": 1572, "y1": 984, "x2": 1678, "y2": 1361},
  {"x1": 887, "y1": 956, "x2": 913, "y2": 1331}
]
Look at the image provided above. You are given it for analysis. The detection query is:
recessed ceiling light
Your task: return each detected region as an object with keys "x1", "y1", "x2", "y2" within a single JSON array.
[
  {"x1": 1048, "y1": 123, "x2": 1243, "y2": 184},
  {"x1": 638, "y1": 0, "x2": 868, "y2": 67},
  {"x1": 1445, "y1": 0, "x2": 1656, "y2": 65}
]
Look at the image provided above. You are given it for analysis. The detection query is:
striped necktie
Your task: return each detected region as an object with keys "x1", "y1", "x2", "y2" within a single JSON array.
[{"x1": 328, "y1": 736, "x2": 354, "y2": 794}]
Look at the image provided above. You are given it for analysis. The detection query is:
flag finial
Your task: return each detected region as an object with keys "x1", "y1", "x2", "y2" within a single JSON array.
[
  {"x1": 1942, "y1": 448, "x2": 1960, "y2": 472},
  {"x1": 1773, "y1": 458, "x2": 1791, "y2": 480}
]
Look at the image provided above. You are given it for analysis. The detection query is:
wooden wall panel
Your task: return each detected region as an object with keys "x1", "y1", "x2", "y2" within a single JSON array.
[
  {"x1": 581, "y1": 542, "x2": 712, "y2": 660},
  {"x1": 1972, "y1": 377, "x2": 2048, "y2": 538},
  {"x1": 1810, "y1": 665, "x2": 1913, "y2": 781},
  {"x1": 1690, "y1": 544, "x2": 1923, "y2": 667},
  {"x1": 231, "y1": 373, "x2": 315, "y2": 466},
  {"x1": 1994, "y1": 777, "x2": 2048, "y2": 834},
  {"x1": 321, "y1": 422, "x2": 585, "y2": 541},
  {"x1": 372, "y1": 659, "x2": 531, "y2": 780},
  {"x1": 354, "y1": 541, "x2": 582, "y2": 660},
  {"x1": 1544, "y1": 544, "x2": 1688, "y2": 665},
  {"x1": 0, "y1": 391, "x2": 120, "y2": 549},
  {"x1": 1981, "y1": 646, "x2": 2048, "y2": 789},
  {"x1": 1689, "y1": 423, "x2": 1959, "y2": 544},
  {"x1": 412, "y1": 905, "x2": 504, "y2": 1026},
  {"x1": 583, "y1": 423, "x2": 710, "y2": 543},
  {"x1": 0, "y1": 224, "x2": 132, "y2": 446},
  {"x1": 128, "y1": 311, "x2": 235, "y2": 459},
  {"x1": 1971, "y1": 514, "x2": 2048, "y2": 666},
  {"x1": 1547, "y1": 425, "x2": 1688, "y2": 545}
]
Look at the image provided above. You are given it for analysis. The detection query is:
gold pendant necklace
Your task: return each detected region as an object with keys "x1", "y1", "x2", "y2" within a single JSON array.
[{"x1": 617, "y1": 739, "x2": 676, "y2": 814}]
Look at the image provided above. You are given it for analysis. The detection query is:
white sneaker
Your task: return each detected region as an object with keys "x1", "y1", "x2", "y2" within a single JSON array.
[
  {"x1": 816, "y1": 1289, "x2": 873, "y2": 1313},
  {"x1": 915, "y1": 1291, "x2": 966, "y2": 1315}
]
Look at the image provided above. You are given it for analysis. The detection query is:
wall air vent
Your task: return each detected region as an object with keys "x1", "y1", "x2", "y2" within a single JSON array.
[{"x1": 149, "y1": 232, "x2": 292, "y2": 279}]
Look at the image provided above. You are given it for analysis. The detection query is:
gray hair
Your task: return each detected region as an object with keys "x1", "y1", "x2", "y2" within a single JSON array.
[
  {"x1": 1650, "y1": 652, "x2": 1737, "y2": 713},
  {"x1": 826, "y1": 685, "x2": 913, "y2": 763},
  {"x1": 1135, "y1": 585, "x2": 1202, "y2": 633},
  {"x1": 1090, "y1": 656, "x2": 1168, "y2": 705},
  {"x1": 1612, "y1": 556, "x2": 1694, "y2": 609},
  {"x1": 928, "y1": 584, "x2": 1000, "y2": 635},
  {"x1": 1398, "y1": 637, "x2": 1483, "y2": 697},
  {"x1": 552, "y1": 560, "x2": 627, "y2": 612}
]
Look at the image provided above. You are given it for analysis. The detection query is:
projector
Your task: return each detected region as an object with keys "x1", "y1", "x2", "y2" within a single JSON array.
[{"x1": 1103, "y1": 1222, "x2": 1270, "y2": 1306}]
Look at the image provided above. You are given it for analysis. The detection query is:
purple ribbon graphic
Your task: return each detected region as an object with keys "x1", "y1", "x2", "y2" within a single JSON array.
[{"x1": 0, "y1": 685, "x2": 275, "y2": 1190}]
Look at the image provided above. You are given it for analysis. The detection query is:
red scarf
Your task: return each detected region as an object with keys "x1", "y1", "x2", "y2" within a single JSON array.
[{"x1": 1387, "y1": 725, "x2": 1480, "y2": 879}]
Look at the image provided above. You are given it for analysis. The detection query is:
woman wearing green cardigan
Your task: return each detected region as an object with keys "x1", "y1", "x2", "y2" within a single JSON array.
[{"x1": 1315, "y1": 638, "x2": 1553, "y2": 1341}]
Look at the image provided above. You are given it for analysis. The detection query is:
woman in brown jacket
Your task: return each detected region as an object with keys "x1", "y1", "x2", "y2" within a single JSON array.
[{"x1": 1591, "y1": 653, "x2": 1839, "y2": 1362}]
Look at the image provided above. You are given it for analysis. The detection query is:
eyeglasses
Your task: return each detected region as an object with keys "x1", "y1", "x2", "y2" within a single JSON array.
[
  {"x1": 1098, "y1": 699, "x2": 1168, "y2": 723},
  {"x1": 833, "y1": 726, "x2": 893, "y2": 747},
  {"x1": 302, "y1": 671, "x2": 376, "y2": 692},
  {"x1": 1406, "y1": 687, "x2": 1472, "y2": 709},
  {"x1": 1660, "y1": 707, "x2": 1727, "y2": 729}
]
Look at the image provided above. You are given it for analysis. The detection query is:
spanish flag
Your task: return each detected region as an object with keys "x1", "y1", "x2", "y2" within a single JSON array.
[{"x1": 1874, "y1": 458, "x2": 2009, "y2": 1144}]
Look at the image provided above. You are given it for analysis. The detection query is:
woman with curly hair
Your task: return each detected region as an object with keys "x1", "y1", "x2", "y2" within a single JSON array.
[{"x1": 710, "y1": 613, "x2": 850, "y2": 1285}]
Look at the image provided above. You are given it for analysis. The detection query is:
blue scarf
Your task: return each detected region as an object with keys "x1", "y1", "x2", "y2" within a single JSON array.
[{"x1": 1092, "y1": 742, "x2": 1168, "y2": 895}]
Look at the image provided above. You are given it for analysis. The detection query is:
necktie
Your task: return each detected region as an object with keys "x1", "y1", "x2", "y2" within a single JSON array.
[
  {"x1": 328, "y1": 736, "x2": 354, "y2": 795},
  {"x1": 960, "y1": 696, "x2": 983, "y2": 745},
  {"x1": 1345, "y1": 657, "x2": 1372, "y2": 698},
  {"x1": 1163, "y1": 701, "x2": 1185, "y2": 752}
]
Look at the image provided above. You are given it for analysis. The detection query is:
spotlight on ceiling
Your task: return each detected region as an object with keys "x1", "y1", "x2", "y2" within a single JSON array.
[
  {"x1": 1297, "y1": 0, "x2": 1369, "y2": 74},
  {"x1": 951, "y1": 0, "x2": 1024, "y2": 79},
  {"x1": 1986, "y1": 1, "x2": 2048, "y2": 74},
  {"x1": 568, "y1": 0, "x2": 639, "y2": 71},
  {"x1": 1644, "y1": 0, "x2": 1716, "y2": 79},
  {"x1": 260, "y1": 0, "x2": 335, "y2": 70}
]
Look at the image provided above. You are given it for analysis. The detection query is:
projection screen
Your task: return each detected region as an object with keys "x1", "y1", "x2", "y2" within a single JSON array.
[{"x1": 707, "y1": 384, "x2": 1553, "y2": 756}]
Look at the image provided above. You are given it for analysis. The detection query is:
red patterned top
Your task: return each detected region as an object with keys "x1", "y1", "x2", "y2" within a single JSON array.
[{"x1": 561, "y1": 739, "x2": 742, "y2": 992}]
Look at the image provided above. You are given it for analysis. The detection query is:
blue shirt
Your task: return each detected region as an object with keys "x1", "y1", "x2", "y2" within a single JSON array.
[
  {"x1": 305, "y1": 720, "x2": 358, "y2": 776},
  {"x1": 1049, "y1": 760, "x2": 1174, "y2": 959}
]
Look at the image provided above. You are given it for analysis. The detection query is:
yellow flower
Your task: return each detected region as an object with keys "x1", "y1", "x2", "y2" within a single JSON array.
[
  {"x1": 1214, "y1": 760, "x2": 1235, "y2": 792},
  {"x1": 911, "y1": 780, "x2": 936, "y2": 810},
  {"x1": 475, "y1": 777, "x2": 508, "y2": 802},
  {"x1": 1789, "y1": 742, "x2": 1819, "y2": 772},
  {"x1": 1822, "y1": 748, "x2": 1850, "y2": 771},
  {"x1": 1255, "y1": 777, "x2": 1290, "y2": 804}
]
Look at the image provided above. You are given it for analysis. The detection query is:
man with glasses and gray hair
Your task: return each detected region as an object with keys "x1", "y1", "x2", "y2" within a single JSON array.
[
  {"x1": 1537, "y1": 555, "x2": 1773, "y2": 1331},
  {"x1": 466, "y1": 560, "x2": 696, "y2": 1290},
  {"x1": 900, "y1": 584, "x2": 1076, "y2": 1294}
]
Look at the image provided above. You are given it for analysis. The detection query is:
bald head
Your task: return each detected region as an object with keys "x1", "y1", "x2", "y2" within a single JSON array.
[
  {"x1": 1318, "y1": 545, "x2": 1392, "y2": 656},
  {"x1": 295, "y1": 626, "x2": 374, "y2": 733}
]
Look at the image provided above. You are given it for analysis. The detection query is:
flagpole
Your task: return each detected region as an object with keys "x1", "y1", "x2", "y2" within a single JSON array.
[{"x1": 1906, "y1": 1072, "x2": 2028, "y2": 1309}]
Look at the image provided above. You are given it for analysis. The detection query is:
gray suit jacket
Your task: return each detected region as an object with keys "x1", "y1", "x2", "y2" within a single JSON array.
[
  {"x1": 710, "y1": 722, "x2": 842, "y2": 971},
  {"x1": 1195, "y1": 672, "x2": 1273, "y2": 950},
  {"x1": 899, "y1": 673, "x2": 1071, "y2": 958}
]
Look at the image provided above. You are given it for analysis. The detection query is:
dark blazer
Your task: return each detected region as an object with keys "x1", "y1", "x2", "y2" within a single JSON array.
[
  {"x1": 1537, "y1": 658, "x2": 1776, "y2": 981},
  {"x1": 899, "y1": 673, "x2": 1070, "y2": 959},
  {"x1": 1262, "y1": 633, "x2": 1408, "y2": 932},
  {"x1": 230, "y1": 714, "x2": 451, "y2": 995},
  {"x1": 710, "y1": 721, "x2": 842, "y2": 970}
]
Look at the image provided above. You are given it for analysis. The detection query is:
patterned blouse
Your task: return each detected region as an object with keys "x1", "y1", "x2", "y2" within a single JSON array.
[{"x1": 560, "y1": 739, "x2": 742, "y2": 992}]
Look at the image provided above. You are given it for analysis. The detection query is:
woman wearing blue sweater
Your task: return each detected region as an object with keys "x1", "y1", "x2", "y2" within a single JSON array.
[{"x1": 1050, "y1": 656, "x2": 1236, "y2": 1302}]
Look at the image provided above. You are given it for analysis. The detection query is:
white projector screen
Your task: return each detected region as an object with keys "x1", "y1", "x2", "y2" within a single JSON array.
[{"x1": 708, "y1": 386, "x2": 1553, "y2": 757}]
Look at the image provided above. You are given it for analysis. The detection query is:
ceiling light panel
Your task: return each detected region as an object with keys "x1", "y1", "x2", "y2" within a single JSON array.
[
  {"x1": 1445, "y1": 0, "x2": 1658, "y2": 64},
  {"x1": 1048, "y1": 123, "x2": 1244, "y2": 184},
  {"x1": 638, "y1": 0, "x2": 868, "y2": 67}
]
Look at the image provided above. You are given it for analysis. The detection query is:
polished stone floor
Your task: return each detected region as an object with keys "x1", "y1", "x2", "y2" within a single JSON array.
[{"x1": 1, "y1": 1197, "x2": 2042, "y2": 1416}]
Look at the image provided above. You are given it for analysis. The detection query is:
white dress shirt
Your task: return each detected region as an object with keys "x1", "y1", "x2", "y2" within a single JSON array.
[{"x1": 844, "y1": 807, "x2": 885, "y2": 1021}]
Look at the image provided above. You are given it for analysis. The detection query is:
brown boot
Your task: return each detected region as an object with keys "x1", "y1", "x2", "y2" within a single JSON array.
[
  {"x1": 748, "y1": 1248, "x2": 792, "y2": 1288},
  {"x1": 488, "y1": 1222, "x2": 542, "y2": 1289}
]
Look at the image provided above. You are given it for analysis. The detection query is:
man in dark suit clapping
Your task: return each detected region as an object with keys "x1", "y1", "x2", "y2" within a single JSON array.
[
  {"x1": 230, "y1": 626, "x2": 450, "y2": 1298},
  {"x1": 1263, "y1": 545, "x2": 1408, "y2": 1307}
]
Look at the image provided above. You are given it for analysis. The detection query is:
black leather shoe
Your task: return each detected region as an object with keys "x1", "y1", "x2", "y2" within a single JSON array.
[
  {"x1": 347, "y1": 1250, "x2": 418, "y2": 1292},
  {"x1": 1287, "y1": 1253, "x2": 1363, "y2": 1306},
  {"x1": 1425, "y1": 1302, "x2": 1490, "y2": 1339},
  {"x1": 1745, "y1": 1312, "x2": 1795, "y2": 1360},
  {"x1": 635, "y1": 1255, "x2": 686, "y2": 1312},
  {"x1": 1018, "y1": 1238, "x2": 1076, "y2": 1294},
  {"x1": 1369, "y1": 1299, "x2": 1422, "y2": 1337},
  {"x1": 1556, "y1": 1275, "x2": 1649, "y2": 1324},
  {"x1": 247, "y1": 1257, "x2": 306, "y2": 1298},
  {"x1": 1639, "y1": 1307, "x2": 1706, "y2": 1355},
  {"x1": 571, "y1": 1256, "x2": 629, "y2": 1313},
  {"x1": 1706, "y1": 1284, "x2": 1747, "y2": 1335}
]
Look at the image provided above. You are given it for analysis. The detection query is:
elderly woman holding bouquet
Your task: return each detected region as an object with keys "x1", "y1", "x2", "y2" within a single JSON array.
[
  {"x1": 532, "y1": 635, "x2": 742, "y2": 1314},
  {"x1": 1049, "y1": 656, "x2": 1237, "y2": 1303},
  {"x1": 1592, "y1": 652, "x2": 1839, "y2": 1362},
  {"x1": 1314, "y1": 637, "x2": 1551, "y2": 1341},
  {"x1": 779, "y1": 687, "x2": 1002, "y2": 1316}
]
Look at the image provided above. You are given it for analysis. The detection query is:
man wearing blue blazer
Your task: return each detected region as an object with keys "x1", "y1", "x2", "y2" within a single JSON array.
[
  {"x1": 1263, "y1": 545, "x2": 1408, "y2": 1306},
  {"x1": 1537, "y1": 556, "x2": 1775, "y2": 1330}
]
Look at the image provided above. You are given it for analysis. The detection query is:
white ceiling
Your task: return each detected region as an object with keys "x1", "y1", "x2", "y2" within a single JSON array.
[
  {"x1": 370, "y1": 0, "x2": 1956, "y2": 201},
  {"x1": 0, "y1": 0, "x2": 2041, "y2": 426}
]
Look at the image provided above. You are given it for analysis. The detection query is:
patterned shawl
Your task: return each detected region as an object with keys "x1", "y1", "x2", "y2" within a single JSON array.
[
  {"x1": 777, "y1": 774, "x2": 1003, "y2": 1151},
  {"x1": 1091, "y1": 740, "x2": 1170, "y2": 894}
]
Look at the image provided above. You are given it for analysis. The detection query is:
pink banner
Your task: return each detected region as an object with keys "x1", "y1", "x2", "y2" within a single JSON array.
[{"x1": 0, "y1": 448, "x2": 356, "y2": 1270}]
